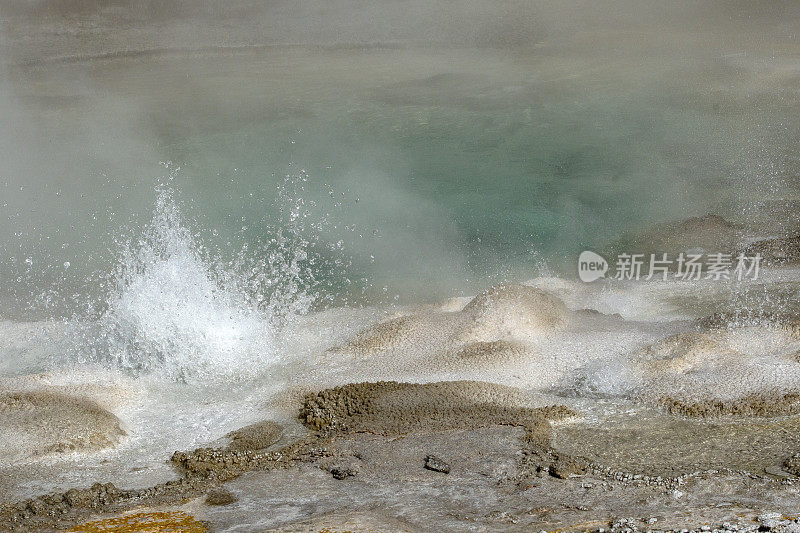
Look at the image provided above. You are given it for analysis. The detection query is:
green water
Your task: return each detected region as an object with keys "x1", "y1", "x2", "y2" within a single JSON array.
[{"x1": 1, "y1": 46, "x2": 799, "y2": 314}]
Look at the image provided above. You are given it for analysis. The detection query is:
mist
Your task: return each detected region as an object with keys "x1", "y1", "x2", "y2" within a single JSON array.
[{"x1": 1, "y1": 0, "x2": 799, "y2": 315}]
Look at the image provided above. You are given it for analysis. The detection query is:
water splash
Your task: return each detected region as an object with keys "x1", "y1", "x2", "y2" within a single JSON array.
[{"x1": 82, "y1": 174, "x2": 330, "y2": 383}]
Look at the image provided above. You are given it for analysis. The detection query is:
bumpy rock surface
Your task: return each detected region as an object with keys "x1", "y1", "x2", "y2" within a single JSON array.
[
  {"x1": 299, "y1": 380, "x2": 575, "y2": 448},
  {"x1": 783, "y1": 453, "x2": 800, "y2": 476},
  {"x1": 225, "y1": 420, "x2": 283, "y2": 451},
  {"x1": 662, "y1": 393, "x2": 800, "y2": 418}
]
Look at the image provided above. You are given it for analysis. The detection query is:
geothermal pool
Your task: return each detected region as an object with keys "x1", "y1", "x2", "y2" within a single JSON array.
[{"x1": 2, "y1": 2, "x2": 800, "y2": 531}]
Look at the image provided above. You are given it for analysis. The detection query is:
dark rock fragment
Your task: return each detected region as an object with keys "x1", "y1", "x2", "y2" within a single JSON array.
[
  {"x1": 205, "y1": 487, "x2": 238, "y2": 506},
  {"x1": 330, "y1": 467, "x2": 357, "y2": 480},
  {"x1": 424, "y1": 455, "x2": 450, "y2": 474}
]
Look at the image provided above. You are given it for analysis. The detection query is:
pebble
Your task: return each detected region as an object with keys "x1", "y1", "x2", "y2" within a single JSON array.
[
  {"x1": 330, "y1": 467, "x2": 357, "y2": 480},
  {"x1": 205, "y1": 488, "x2": 238, "y2": 506},
  {"x1": 424, "y1": 455, "x2": 451, "y2": 474}
]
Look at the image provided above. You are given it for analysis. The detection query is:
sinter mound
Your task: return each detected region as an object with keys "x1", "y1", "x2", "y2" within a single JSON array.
[
  {"x1": 300, "y1": 380, "x2": 575, "y2": 448},
  {"x1": 329, "y1": 283, "x2": 570, "y2": 357},
  {"x1": 0, "y1": 391, "x2": 125, "y2": 462},
  {"x1": 225, "y1": 420, "x2": 283, "y2": 451},
  {"x1": 636, "y1": 323, "x2": 800, "y2": 417}
]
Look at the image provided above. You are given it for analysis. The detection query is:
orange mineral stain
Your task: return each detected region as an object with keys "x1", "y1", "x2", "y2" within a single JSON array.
[{"x1": 66, "y1": 511, "x2": 207, "y2": 533}]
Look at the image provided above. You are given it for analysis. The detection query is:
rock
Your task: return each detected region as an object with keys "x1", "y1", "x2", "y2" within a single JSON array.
[
  {"x1": 0, "y1": 391, "x2": 125, "y2": 462},
  {"x1": 330, "y1": 467, "x2": 357, "y2": 480},
  {"x1": 329, "y1": 283, "x2": 570, "y2": 358},
  {"x1": 757, "y1": 512, "x2": 786, "y2": 530},
  {"x1": 63, "y1": 487, "x2": 93, "y2": 508},
  {"x1": 327, "y1": 314, "x2": 426, "y2": 355},
  {"x1": 548, "y1": 456, "x2": 585, "y2": 479},
  {"x1": 205, "y1": 487, "x2": 237, "y2": 506},
  {"x1": 226, "y1": 420, "x2": 283, "y2": 451},
  {"x1": 765, "y1": 465, "x2": 794, "y2": 478},
  {"x1": 784, "y1": 454, "x2": 800, "y2": 476},
  {"x1": 640, "y1": 324, "x2": 800, "y2": 418},
  {"x1": 458, "y1": 284, "x2": 570, "y2": 341},
  {"x1": 299, "y1": 380, "x2": 576, "y2": 450},
  {"x1": 66, "y1": 510, "x2": 207, "y2": 532},
  {"x1": 662, "y1": 393, "x2": 800, "y2": 419},
  {"x1": 424, "y1": 455, "x2": 450, "y2": 474}
]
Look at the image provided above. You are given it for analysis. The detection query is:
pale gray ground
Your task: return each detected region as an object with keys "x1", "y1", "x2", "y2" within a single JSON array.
[{"x1": 160, "y1": 426, "x2": 800, "y2": 531}]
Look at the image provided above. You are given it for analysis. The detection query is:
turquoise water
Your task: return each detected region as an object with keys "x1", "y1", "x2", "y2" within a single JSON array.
[{"x1": 1, "y1": 47, "x2": 798, "y2": 315}]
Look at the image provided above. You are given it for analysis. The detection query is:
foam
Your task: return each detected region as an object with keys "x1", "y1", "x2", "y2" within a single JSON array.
[
  {"x1": 637, "y1": 325, "x2": 800, "y2": 404},
  {"x1": 562, "y1": 319, "x2": 800, "y2": 414}
]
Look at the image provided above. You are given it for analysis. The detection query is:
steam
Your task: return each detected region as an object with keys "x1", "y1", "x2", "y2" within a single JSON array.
[{"x1": 1, "y1": 0, "x2": 799, "y2": 321}]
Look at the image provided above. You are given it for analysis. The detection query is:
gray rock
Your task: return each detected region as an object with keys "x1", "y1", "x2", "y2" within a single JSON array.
[
  {"x1": 765, "y1": 466, "x2": 794, "y2": 478},
  {"x1": 226, "y1": 420, "x2": 283, "y2": 451},
  {"x1": 330, "y1": 467, "x2": 357, "y2": 480},
  {"x1": 424, "y1": 455, "x2": 451, "y2": 474},
  {"x1": 548, "y1": 457, "x2": 585, "y2": 479},
  {"x1": 205, "y1": 487, "x2": 238, "y2": 506}
]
